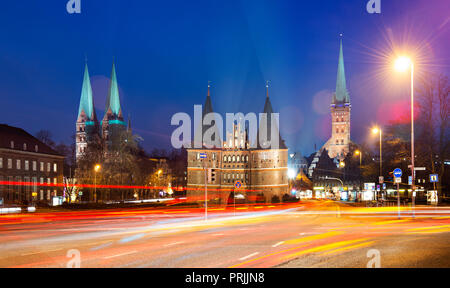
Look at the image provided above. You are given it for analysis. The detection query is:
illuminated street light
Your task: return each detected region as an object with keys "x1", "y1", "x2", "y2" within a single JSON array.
[
  {"x1": 339, "y1": 161, "x2": 345, "y2": 168},
  {"x1": 94, "y1": 164, "x2": 101, "y2": 203},
  {"x1": 354, "y1": 150, "x2": 362, "y2": 167},
  {"x1": 394, "y1": 56, "x2": 412, "y2": 72},
  {"x1": 394, "y1": 56, "x2": 415, "y2": 216},
  {"x1": 288, "y1": 169, "x2": 296, "y2": 179},
  {"x1": 372, "y1": 127, "x2": 382, "y2": 177}
]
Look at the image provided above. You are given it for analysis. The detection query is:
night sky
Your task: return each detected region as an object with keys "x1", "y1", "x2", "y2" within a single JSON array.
[{"x1": 0, "y1": 0, "x2": 448, "y2": 156}]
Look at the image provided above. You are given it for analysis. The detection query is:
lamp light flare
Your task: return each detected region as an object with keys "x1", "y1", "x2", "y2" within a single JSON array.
[{"x1": 394, "y1": 56, "x2": 412, "y2": 72}]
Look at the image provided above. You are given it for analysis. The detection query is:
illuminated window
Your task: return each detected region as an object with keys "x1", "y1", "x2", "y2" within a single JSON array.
[
  {"x1": 232, "y1": 155, "x2": 236, "y2": 162},
  {"x1": 237, "y1": 155, "x2": 240, "y2": 162},
  {"x1": 47, "y1": 163, "x2": 51, "y2": 172},
  {"x1": 40, "y1": 162, "x2": 44, "y2": 172},
  {"x1": 53, "y1": 163, "x2": 57, "y2": 172},
  {"x1": 25, "y1": 160, "x2": 29, "y2": 171},
  {"x1": 223, "y1": 156, "x2": 227, "y2": 162},
  {"x1": 16, "y1": 159, "x2": 21, "y2": 170},
  {"x1": 32, "y1": 161, "x2": 37, "y2": 171},
  {"x1": 0, "y1": 158, "x2": 2, "y2": 169}
]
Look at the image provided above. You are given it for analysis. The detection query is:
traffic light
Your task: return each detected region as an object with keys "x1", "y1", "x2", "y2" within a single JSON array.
[
  {"x1": 207, "y1": 168, "x2": 212, "y2": 183},
  {"x1": 207, "y1": 168, "x2": 216, "y2": 184},
  {"x1": 211, "y1": 169, "x2": 216, "y2": 183}
]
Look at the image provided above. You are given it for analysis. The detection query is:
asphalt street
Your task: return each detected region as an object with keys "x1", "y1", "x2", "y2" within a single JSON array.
[{"x1": 1, "y1": 200, "x2": 449, "y2": 268}]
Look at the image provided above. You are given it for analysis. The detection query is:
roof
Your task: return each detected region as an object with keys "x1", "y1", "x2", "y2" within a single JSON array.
[
  {"x1": 0, "y1": 124, "x2": 63, "y2": 156},
  {"x1": 332, "y1": 39, "x2": 350, "y2": 105},
  {"x1": 194, "y1": 84, "x2": 221, "y2": 148},
  {"x1": 105, "y1": 61, "x2": 122, "y2": 118},
  {"x1": 77, "y1": 63, "x2": 97, "y2": 121},
  {"x1": 256, "y1": 84, "x2": 287, "y2": 149}
]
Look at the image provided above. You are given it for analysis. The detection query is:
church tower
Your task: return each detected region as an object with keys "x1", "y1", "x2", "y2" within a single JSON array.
[
  {"x1": 102, "y1": 61, "x2": 126, "y2": 152},
  {"x1": 76, "y1": 62, "x2": 99, "y2": 159},
  {"x1": 324, "y1": 38, "x2": 351, "y2": 160}
]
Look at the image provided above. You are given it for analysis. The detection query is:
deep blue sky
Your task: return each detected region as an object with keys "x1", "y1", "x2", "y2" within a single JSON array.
[{"x1": 0, "y1": 0, "x2": 448, "y2": 156}]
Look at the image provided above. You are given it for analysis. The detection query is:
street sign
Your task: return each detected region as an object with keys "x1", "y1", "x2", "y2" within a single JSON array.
[
  {"x1": 430, "y1": 174, "x2": 438, "y2": 183},
  {"x1": 427, "y1": 190, "x2": 438, "y2": 205},
  {"x1": 364, "y1": 183, "x2": 375, "y2": 191},
  {"x1": 379, "y1": 176, "x2": 384, "y2": 184},
  {"x1": 199, "y1": 153, "x2": 207, "y2": 159},
  {"x1": 394, "y1": 177, "x2": 401, "y2": 184},
  {"x1": 234, "y1": 181, "x2": 242, "y2": 189},
  {"x1": 393, "y1": 168, "x2": 402, "y2": 178},
  {"x1": 408, "y1": 165, "x2": 426, "y2": 170}
]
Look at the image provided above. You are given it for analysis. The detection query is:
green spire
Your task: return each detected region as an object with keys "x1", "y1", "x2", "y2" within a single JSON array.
[
  {"x1": 77, "y1": 62, "x2": 96, "y2": 121},
  {"x1": 333, "y1": 38, "x2": 350, "y2": 104},
  {"x1": 105, "y1": 61, "x2": 122, "y2": 116}
]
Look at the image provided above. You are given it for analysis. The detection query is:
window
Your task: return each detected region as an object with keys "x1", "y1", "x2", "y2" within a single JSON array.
[
  {"x1": 25, "y1": 160, "x2": 29, "y2": 171},
  {"x1": 47, "y1": 163, "x2": 51, "y2": 172},
  {"x1": 35, "y1": 145, "x2": 38, "y2": 152},
  {"x1": 40, "y1": 162, "x2": 44, "y2": 172},
  {"x1": 237, "y1": 155, "x2": 240, "y2": 162},
  {"x1": 228, "y1": 156, "x2": 231, "y2": 162},
  {"x1": 53, "y1": 163, "x2": 57, "y2": 172},
  {"x1": 223, "y1": 156, "x2": 227, "y2": 162},
  {"x1": 246, "y1": 155, "x2": 249, "y2": 162},
  {"x1": 0, "y1": 158, "x2": 2, "y2": 169},
  {"x1": 10, "y1": 141, "x2": 14, "y2": 149},
  {"x1": 32, "y1": 161, "x2": 37, "y2": 171},
  {"x1": 23, "y1": 143, "x2": 27, "y2": 150},
  {"x1": 54, "y1": 178, "x2": 57, "y2": 185},
  {"x1": 232, "y1": 156, "x2": 236, "y2": 162},
  {"x1": 16, "y1": 159, "x2": 21, "y2": 170}
]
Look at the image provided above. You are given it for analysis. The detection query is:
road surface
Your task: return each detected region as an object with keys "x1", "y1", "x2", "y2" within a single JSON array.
[{"x1": 1, "y1": 200, "x2": 449, "y2": 268}]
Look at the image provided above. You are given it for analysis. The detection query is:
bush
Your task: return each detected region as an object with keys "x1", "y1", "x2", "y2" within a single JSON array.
[{"x1": 271, "y1": 195, "x2": 280, "y2": 203}]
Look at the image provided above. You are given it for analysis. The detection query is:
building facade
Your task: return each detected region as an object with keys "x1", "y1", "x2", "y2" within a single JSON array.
[
  {"x1": 0, "y1": 124, "x2": 64, "y2": 205},
  {"x1": 186, "y1": 85, "x2": 289, "y2": 205}
]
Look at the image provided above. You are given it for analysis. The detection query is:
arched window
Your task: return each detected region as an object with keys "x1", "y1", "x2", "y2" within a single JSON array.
[
  {"x1": 228, "y1": 156, "x2": 231, "y2": 162},
  {"x1": 246, "y1": 155, "x2": 249, "y2": 162},
  {"x1": 232, "y1": 155, "x2": 236, "y2": 162},
  {"x1": 223, "y1": 156, "x2": 227, "y2": 162},
  {"x1": 237, "y1": 155, "x2": 240, "y2": 162}
]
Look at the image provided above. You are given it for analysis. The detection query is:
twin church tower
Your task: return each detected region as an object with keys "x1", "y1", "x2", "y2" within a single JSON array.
[{"x1": 76, "y1": 61, "x2": 130, "y2": 159}]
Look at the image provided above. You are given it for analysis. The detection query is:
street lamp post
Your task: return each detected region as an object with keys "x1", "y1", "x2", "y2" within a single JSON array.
[
  {"x1": 354, "y1": 150, "x2": 362, "y2": 198},
  {"x1": 372, "y1": 127, "x2": 382, "y2": 203},
  {"x1": 94, "y1": 164, "x2": 101, "y2": 203},
  {"x1": 395, "y1": 56, "x2": 415, "y2": 217},
  {"x1": 354, "y1": 150, "x2": 362, "y2": 167}
]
